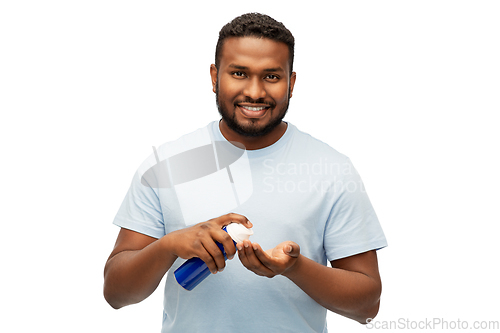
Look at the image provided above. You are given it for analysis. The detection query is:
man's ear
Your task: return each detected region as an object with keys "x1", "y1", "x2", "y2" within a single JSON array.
[
  {"x1": 289, "y1": 72, "x2": 297, "y2": 98},
  {"x1": 210, "y1": 64, "x2": 218, "y2": 93}
]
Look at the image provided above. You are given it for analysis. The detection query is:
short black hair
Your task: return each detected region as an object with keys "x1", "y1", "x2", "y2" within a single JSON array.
[{"x1": 215, "y1": 13, "x2": 295, "y2": 74}]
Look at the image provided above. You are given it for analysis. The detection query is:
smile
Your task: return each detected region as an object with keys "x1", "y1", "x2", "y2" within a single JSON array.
[
  {"x1": 237, "y1": 104, "x2": 271, "y2": 118},
  {"x1": 243, "y1": 106, "x2": 267, "y2": 111}
]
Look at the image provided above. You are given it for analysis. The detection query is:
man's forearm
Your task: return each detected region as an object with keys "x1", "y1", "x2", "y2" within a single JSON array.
[
  {"x1": 282, "y1": 254, "x2": 381, "y2": 324},
  {"x1": 103, "y1": 237, "x2": 177, "y2": 309}
]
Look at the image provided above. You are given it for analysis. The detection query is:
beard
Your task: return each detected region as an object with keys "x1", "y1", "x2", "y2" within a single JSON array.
[{"x1": 215, "y1": 84, "x2": 291, "y2": 137}]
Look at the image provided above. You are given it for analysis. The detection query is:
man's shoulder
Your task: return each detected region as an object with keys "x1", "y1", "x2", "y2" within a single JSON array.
[
  {"x1": 289, "y1": 123, "x2": 349, "y2": 162},
  {"x1": 135, "y1": 122, "x2": 216, "y2": 175},
  {"x1": 157, "y1": 122, "x2": 215, "y2": 156}
]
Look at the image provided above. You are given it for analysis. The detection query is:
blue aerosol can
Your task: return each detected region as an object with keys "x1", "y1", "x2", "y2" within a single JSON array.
[{"x1": 174, "y1": 223, "x2": 253, "y2": 291}]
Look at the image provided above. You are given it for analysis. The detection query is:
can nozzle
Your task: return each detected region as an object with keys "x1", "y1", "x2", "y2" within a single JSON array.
[{"x1": 225, "y1": 223, "x2": 253, "y2": 243}]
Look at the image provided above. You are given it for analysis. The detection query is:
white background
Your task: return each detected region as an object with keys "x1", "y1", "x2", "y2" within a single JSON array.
[{"x1": 1, "y1": 1, "x2": 499, "y2": 332}]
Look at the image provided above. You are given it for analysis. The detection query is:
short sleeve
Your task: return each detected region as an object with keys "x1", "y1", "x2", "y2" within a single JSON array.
[
  {"x1": 113, "y1": 169, "x2": 166, "y2": 239},
  {"x1": 324, "y1": 159, "x2": 387, "y2": 261}
]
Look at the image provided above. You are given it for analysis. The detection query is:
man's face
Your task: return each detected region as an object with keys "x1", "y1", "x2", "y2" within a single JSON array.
[{"x1": 211, "y1": 37, "x2": 296, "y2": 137}]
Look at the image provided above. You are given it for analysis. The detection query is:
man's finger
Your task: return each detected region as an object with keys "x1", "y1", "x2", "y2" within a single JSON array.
[
  {"x1": 238, "y1": 241, "x2": 274, "y2": 277},
  {"x1": 212, "y1": 230, "x2": 237, "y2": 260},
  {"x1": 285, "y1": 242, "x2": 300, "y2": 258},
  {"x1": 252, "y1": 243, "x2": 274, "y2": 266},
  {"x1": 216, "y1": 213, "x2": 253, "y2": 228}
]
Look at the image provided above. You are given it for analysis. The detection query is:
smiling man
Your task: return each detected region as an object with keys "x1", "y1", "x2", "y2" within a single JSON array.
[
  {"x1": 212, "y1": 36, "x2": 295, "y2": 147},
  {"x1": 104, "y1": 13, "x2": 387, "y2": 333}
]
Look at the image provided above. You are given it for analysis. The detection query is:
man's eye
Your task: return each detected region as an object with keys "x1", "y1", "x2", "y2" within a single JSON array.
[
  {"x1": 266, "y1": 74, "x2": 279, "y2": 80},
  {"x1": 233, "y1": 71, "x2": 245, "y2": 77}
]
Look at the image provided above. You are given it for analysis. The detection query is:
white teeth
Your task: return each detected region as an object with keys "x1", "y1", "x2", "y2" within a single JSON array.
[{"x1": 243, "y1": 106, "x2": 266, "y2": 111}]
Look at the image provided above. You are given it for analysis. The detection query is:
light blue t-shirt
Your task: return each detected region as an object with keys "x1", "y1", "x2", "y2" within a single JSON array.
[{"x1": 113, "y1": 121, "x2": 387, "y2": 333}]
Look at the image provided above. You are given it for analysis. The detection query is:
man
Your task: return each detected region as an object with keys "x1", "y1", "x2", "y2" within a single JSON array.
[{"x1": 104, "y1": 13, "x2": 387, "y2": 332}]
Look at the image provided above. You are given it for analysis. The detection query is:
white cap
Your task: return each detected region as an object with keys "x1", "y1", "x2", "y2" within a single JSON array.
[{"x1": 226, "y1": 223, "x2": 253, "y2": 243}]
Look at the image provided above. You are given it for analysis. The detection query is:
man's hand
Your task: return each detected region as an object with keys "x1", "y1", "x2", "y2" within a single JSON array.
[
  {"x1": 163, "y1": 213, "x2": 252, "y2": 274},
  {"x1": 237, "y1": 241, "x2": 382, "y2": 323},
  {"x1": 237, "y1": 240, "x2": 300, "y2": 278},
  {"x1": 103, "y1": 213, "x2": 251, "y2": 309}
]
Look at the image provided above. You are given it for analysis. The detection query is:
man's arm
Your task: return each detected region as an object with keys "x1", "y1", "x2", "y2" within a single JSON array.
[
  {"x1": 103, "y1": 228, "x2": 172, "y2": 309},
  {"x1": 237, "y1": 241, "x2": 381, "y2": 324},
  {"x1": 103, "y1": 213, "x2": 252, "y2": 309}
]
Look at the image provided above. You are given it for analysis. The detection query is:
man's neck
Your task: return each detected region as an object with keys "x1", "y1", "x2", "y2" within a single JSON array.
[{"x1": 219, "y1": 120, "x2": 288, "y2": 150}]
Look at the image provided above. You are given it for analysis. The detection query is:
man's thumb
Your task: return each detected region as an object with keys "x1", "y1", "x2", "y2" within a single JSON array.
[{"x1": 285, "y1": 242, "x2": 300, "y2": 258}]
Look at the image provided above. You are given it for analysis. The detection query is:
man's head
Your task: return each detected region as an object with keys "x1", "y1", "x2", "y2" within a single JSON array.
[
  {"x1": 215, "y1": 13, "x2": 295, "y2": 74},
  {"x1": 211, "y1": 13, "x2": 296, "y2": 141}
]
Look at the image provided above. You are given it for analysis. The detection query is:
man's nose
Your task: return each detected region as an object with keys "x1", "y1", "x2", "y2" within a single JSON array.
[{"x1": 243, "y1": 77, "x2": 267, "y2": 100}]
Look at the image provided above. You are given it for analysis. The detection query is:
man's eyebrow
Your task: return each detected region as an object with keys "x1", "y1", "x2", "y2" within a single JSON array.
[
  {"x1": 228, "y1": 64, "x2": 249, "y2": 70},
  {"x1": 228, "y1": 64, "x2": 285, "y2": 72},
  {"x1": 263, "y1": 67, "x2": 285, "y2": 72}
]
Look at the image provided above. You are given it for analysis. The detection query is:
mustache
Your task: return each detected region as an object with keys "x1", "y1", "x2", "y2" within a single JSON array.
[{"x1": 234, "y1": 99, "x2": 275, "y2": 107}]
